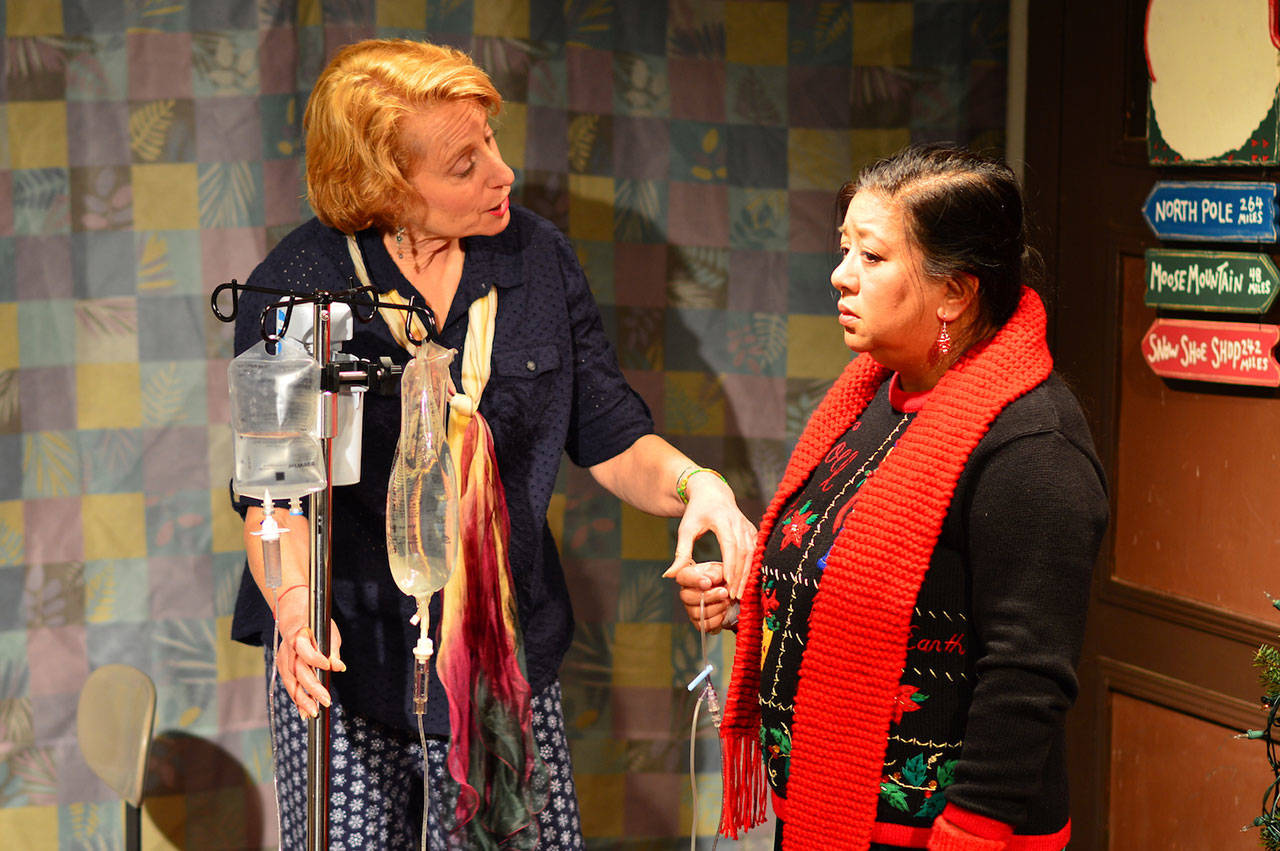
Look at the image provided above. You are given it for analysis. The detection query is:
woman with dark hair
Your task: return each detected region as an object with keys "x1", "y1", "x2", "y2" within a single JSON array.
[
  {"x1": 672, "y1": 144, "x2": 1108, "y2": 850},
  {"x1": 231, "y1": 39, "x2": 756, "y2": 850}
]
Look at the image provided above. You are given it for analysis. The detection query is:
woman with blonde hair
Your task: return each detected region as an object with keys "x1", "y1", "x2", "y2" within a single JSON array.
[{"x1": 231, "y1": 39, "x2": 756, "y2": 849}]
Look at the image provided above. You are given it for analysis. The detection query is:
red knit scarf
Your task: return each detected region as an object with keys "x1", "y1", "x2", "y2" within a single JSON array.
[{"x1": 719, "y1": 287, "x2": 1054, "y2": 849}]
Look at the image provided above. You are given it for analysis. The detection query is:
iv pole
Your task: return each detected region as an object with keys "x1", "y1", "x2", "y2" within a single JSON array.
[
  {"x1": 307, "y1": 301, "x2": 334, "y2": 851},
  {"x1": 211, "y1": 280, "x2": 435, "y2": 851}
]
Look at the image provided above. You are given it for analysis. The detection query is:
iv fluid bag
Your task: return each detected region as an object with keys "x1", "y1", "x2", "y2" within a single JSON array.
[
  {"x1": 228, "y1": 338, "x2": 326, "y2": 500},
  {"x1": 386, "y1": 342, "x2": 458, "y2": 600}
]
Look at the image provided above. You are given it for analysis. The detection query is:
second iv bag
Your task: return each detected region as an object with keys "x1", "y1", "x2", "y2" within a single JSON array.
[
  {"x1": 386, "y1": 342, "x2": 459, "y2": 605},
  {"x1": 228, "y1": 337, "x2": 326, "y2": 501}
]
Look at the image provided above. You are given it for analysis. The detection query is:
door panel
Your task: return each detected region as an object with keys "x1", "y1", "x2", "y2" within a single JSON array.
[
  {"x1": 1108, "y1": 690, "x2": 1269, "y2": 850},
  {"x1": 1115, "y1": 251, "x2": 1280, "y2": 611}
]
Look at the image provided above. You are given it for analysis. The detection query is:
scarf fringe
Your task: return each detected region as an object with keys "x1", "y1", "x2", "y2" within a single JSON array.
[{"x1": 718, "y1": 729, "x2": 769, "y2": 838}]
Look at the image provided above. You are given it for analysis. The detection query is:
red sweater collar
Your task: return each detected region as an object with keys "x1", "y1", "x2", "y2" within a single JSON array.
[{"x1": 718, "y1": 287, "x2": 1054, "y2": 848}]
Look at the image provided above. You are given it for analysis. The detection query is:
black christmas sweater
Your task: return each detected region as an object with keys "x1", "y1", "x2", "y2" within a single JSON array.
[{"x1": 759, "y1": 372, "x2": 1107, "y2": 848}]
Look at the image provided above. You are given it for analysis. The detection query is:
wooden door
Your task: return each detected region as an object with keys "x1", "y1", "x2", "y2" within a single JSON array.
[{"x1": 1025, "y1": 2, "x2": 1279, "y2": 848}]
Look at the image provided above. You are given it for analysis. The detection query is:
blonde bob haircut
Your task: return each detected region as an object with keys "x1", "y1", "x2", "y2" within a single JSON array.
[{"x1": 304, "y1": 39, "x2": 502, "y2": 234}]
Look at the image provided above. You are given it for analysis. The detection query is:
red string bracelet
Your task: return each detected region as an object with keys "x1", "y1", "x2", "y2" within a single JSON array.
[{"x1": 272, "y1": 584, "x2": 308, "y2": 618}]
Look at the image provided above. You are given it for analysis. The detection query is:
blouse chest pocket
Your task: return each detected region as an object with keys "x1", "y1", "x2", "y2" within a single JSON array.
[
  {"x1": 483, "y1": 344, "x2": 564, "y2": 441},
  {"x1": 491, "y1": 345, "x2": 560, "y2": 380}
]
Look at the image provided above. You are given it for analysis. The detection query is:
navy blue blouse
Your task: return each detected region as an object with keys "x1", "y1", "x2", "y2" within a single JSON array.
[{"x1": 230, "y1": 206, "x2": 654, "y2": 735}]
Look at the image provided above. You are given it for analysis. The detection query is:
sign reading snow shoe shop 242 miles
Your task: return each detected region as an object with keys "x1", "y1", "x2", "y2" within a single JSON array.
[
  {"x1": 1144, "y1": 248, "x2": 1280, "y2": 313},
  {"x1": 1142, "y1": 182, "x2": 1277, "y2": 242},
  {"x1": 1142, "y1": 318, "x2": 1280, "y2": 387}
]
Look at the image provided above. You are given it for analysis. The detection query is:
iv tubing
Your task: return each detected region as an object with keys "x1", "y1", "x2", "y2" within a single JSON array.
[
  {"x1": 412, "y1": 603, "x2": 433, "y2": 851},
  {"x1": 688, "y1": 591, "x2": 723, "y2": 851}
]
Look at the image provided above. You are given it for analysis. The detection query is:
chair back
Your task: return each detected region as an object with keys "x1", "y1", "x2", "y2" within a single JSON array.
[{"x1": 77, "y1": 663, "x2": 156, "y2": 808}]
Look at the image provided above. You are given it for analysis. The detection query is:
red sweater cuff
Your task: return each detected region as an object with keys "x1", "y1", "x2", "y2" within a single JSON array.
[{"x1": 933, "y1": 804, "x2": 1015, "y2": 845}]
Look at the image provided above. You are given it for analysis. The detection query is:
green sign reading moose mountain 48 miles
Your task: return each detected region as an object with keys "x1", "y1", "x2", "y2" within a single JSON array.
[{"x1": 1144, "y1": 248, "x2": 1280, "y2": 313}]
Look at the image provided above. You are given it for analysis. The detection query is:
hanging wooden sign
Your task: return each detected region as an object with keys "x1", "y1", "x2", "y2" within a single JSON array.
[
  {"x1": 1144, "y1": 248, "x2": 1280, "y2": 313},
  {"x1": 1142, "y1": 181, "x2": 1278, "y2": 242},
  {"x1": 1142, "y1": 318, "x2": 1280, "y2": 386},
  {"x1": 1145, "y1": 0, "x2": 1280, "y2": 165}
]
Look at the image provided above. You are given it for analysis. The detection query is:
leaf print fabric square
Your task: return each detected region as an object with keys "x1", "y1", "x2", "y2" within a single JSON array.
[
  {"x1": 77, "y1": 429, "x2": 143, "y2": 495},
  {"x1": 140, "y1": 362, "x2": 206, "y2": 427},
  {"x1": 613, "y1": 53, "x2": 669, "y2": 117},
  {"x1": 135, "y1": 230, "x2": 199, "y2": 296},
  {"x1": 23, "y1": 562, "x2": 86, "y2": 629},
  {"x1": 11, "y1": 170, "x2": 70, "y2": 237},
  {"x1": 729, "y1": 187, "x2": 787, "y2": 251},
  {"x1": 129, "y1": 99, "x2": 196, "y2": 164},
  {"x1": 666, "y1": 244, "x2": 728, "y2": 307},
  {"x1": 192, "y1": 31, "x2": 261, "y2": 99},
  {"x1": 70, "y1": 166, "x2": 132, "y2": 232},
  {"x1": 10, "y1": 102, "x2": 71, "y2": 170},
  {"x1": 197, "y1": 162, "x2": 264, "y2": 229},
  {"x1": 663, "y1": 370, "x2": 724, "y2": 435},
  {"x1": 787, "y1": 2, "x2": 853, "y2": 66},
  {"x1": 613, "y1": 306, "x2": 663, "y2": 370},
  {"x1": 670, "y1": 120, "x2": 727, "y2": 183},
  {"x1": 84, "y1": 559, "x2": 150, "y2": 624},
  {"x1": 567, "y1": 111, "x2": 612, "y2": 175},
  {"x1": 23, "y1": 433, "x2": 82, "y2": 502},
  {"x1": 851, "y1": 66, "x2": 915, "y2": 128},
  {"x1": 613, "y1": 178, "x2": 667, "y2": 243},
  {"x1": 5, "y1": 37, "x2": 68, "y2": 101},
  {"x1": 727, "y1": 64, "x2": 787, "y2": 126}
]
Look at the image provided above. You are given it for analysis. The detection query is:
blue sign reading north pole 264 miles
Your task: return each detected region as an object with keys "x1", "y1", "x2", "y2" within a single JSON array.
[{"x1": 1142, "y1": 181, "x2": 1277, "y2": 243}]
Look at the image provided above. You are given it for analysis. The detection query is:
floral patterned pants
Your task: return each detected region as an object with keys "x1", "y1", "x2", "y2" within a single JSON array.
[{"x1": 265, "y1": 648, "x2": 584, "y2": 850}]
